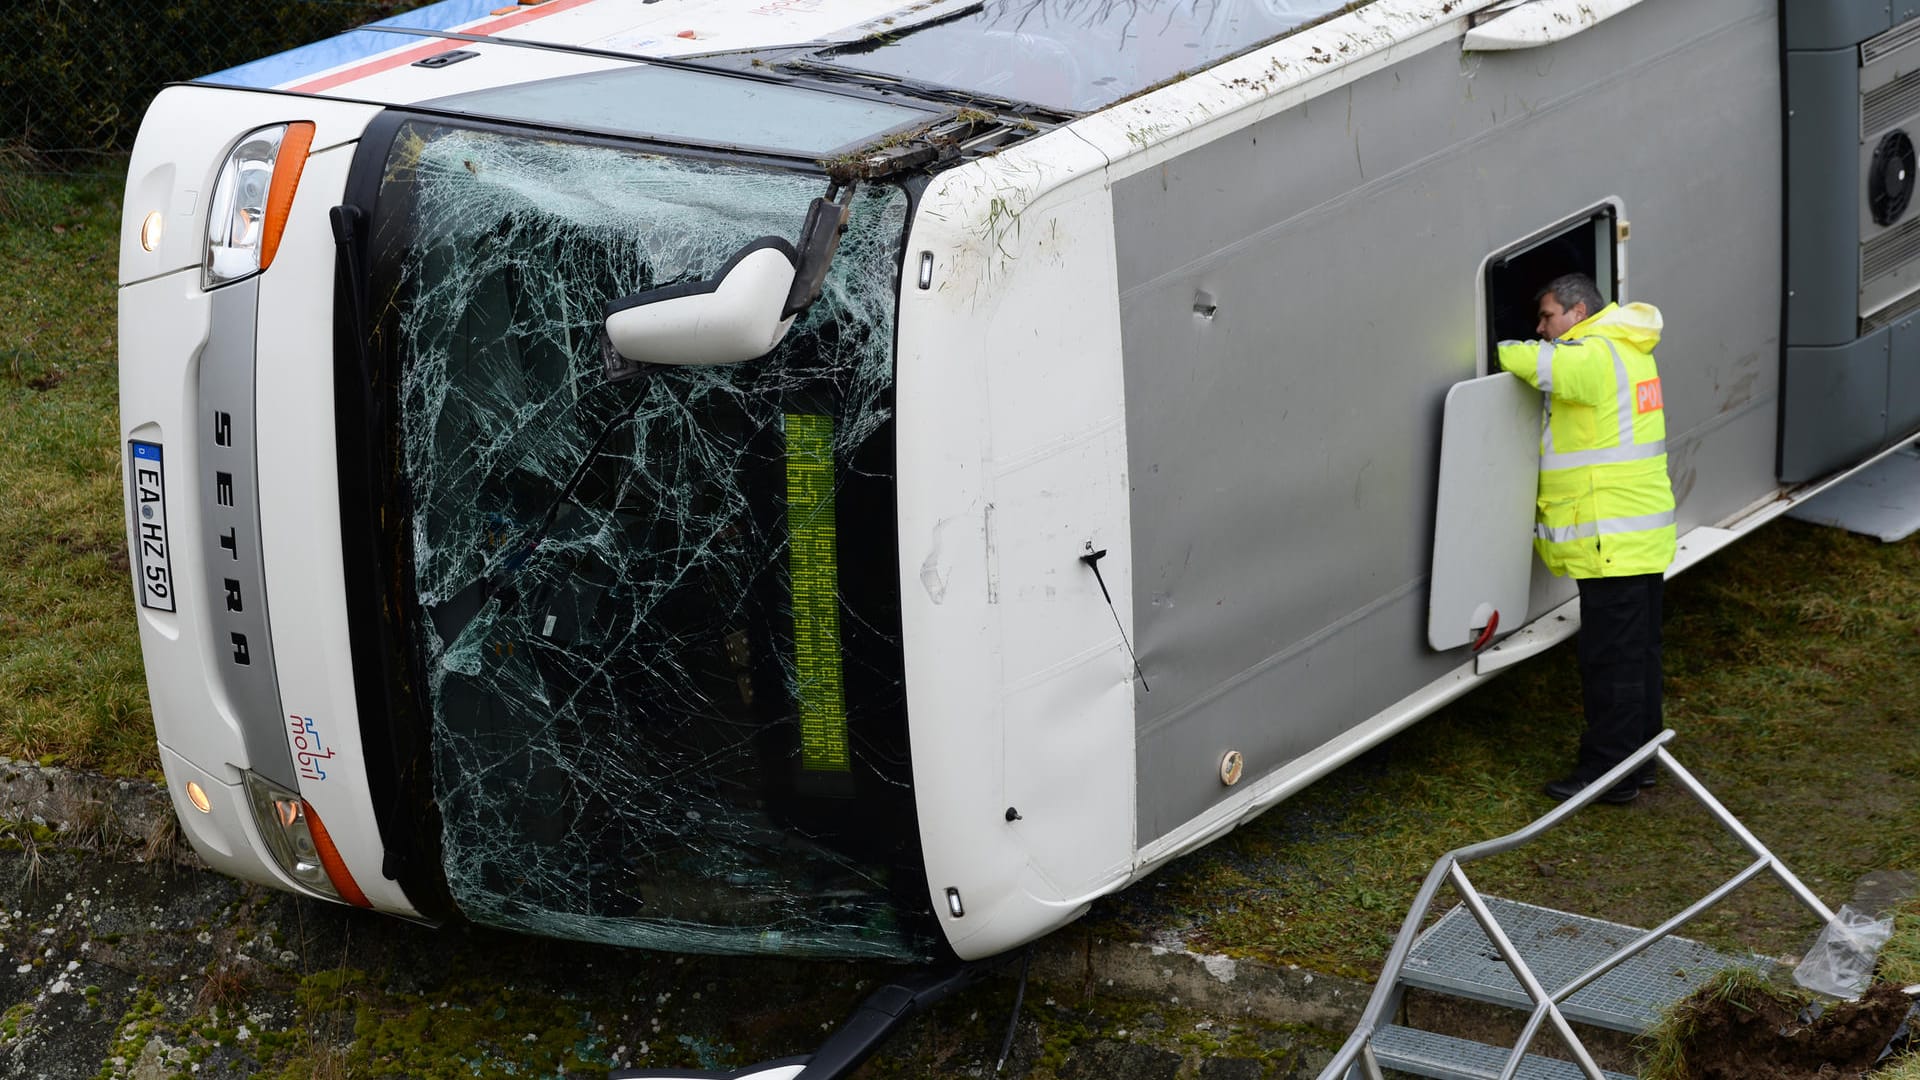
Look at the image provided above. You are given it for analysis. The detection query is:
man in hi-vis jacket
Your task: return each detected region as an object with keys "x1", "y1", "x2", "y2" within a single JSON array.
[{"x1": 1498, "y1": 273, "x2": 1676, "y2": 805}]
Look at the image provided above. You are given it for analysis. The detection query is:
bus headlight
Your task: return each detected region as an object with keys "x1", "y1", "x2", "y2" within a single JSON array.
[
  {"x1": 204, "y1": 121, "x2": 314, "y2": 289},
  {"x1": 241, "y1": 770, "x2": 371, "y2": 907}
]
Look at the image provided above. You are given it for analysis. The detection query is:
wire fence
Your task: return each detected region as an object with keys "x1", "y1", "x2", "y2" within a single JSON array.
[{"x1": 3, "y1": 1, "x2": 410, "y2": 176}]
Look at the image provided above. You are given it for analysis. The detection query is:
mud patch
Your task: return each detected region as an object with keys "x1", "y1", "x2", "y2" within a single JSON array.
[
  {"x1": 24, "y1": 369, "x2": 64, "y2": 392},
  {"x1": 1649, "y1": 980, "x2": 1914, "y2": 1080}
]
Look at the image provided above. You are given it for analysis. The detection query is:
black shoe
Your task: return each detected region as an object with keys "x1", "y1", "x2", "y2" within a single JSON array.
[
  {"x1": 1636, "y1": 769, "x2": 1658, "y2": 789},
  {"x1": 1544, "y1": 776, "x2": 1638, "y2": 805}
]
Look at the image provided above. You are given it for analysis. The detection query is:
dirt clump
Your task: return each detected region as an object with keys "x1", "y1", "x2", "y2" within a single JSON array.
[{"x1": 1650, "y1": 980, "x2": 1913, "y2": 1080}]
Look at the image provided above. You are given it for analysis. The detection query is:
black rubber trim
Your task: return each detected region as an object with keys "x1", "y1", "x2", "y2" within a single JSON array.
[
  {"x1": 332, "y1": 107, "x2": 455, "y2": 920},
  {"x1": 603, "y1": 235, "x2": 798, "y2": 317},
  {"x1": 1775, "y1": 0, "x2": 1794, "y2": 481}
]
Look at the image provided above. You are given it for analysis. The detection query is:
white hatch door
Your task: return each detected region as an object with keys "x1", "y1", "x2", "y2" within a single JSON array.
[{"x1": 1428, "y1": 372, "x2": 1540, "y2": 651}]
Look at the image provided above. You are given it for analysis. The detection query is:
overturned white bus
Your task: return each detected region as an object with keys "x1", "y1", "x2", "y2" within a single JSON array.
[{"x1": 119, "y1": 0, "x2": 1920, "y2": 965}]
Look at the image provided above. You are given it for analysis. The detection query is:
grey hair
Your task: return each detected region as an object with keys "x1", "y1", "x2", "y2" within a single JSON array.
[{"x1": 1536, "y1": 273, "x2": 1606, "y2": 319}]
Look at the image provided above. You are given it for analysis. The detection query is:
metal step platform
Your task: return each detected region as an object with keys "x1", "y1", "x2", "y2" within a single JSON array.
[
  {"x1": 1316, "y1": 735, "x2": 1842, "y2": 1080},
  {"x1": 1370, "y1": 1025, "x2": 1635, "y2": 1080},
  {"x1": 1401, "y1": 897, "x2": 1768, "y2": 1033}
]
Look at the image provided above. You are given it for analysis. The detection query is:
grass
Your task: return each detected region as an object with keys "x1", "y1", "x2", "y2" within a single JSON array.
[
  {"x1": 1883, "y1": 897, "x2": 1920, "y2": 987},
  {"x1": 1636, "y1": 966, "x2": 1802, "y2": 1080},
  {"x1": 3, "y1": 167, "x2": 1918, "y2": 992},
  {"x1": 0, "y1": 156, "x2": 158, "y2": 777}
]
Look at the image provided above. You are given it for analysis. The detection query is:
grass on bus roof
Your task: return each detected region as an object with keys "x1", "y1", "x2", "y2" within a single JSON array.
[{"x1": 3, "y1": 167, "x2": 1917, "y2": 981}]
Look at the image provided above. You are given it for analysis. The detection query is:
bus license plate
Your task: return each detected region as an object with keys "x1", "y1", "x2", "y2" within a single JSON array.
[{"x1": 129, "y1": 441, "x2": 176, "y2": 612}]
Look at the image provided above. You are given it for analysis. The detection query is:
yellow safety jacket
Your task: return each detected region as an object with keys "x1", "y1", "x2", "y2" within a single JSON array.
[{"x1": 1497, "y1": 302, "x2": 1676, "y2": 579}]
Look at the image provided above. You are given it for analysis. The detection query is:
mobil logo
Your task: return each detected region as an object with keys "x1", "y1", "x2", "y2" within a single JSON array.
[{"x1": 288, "y1": 715, "x2": 337, "y2": 781}]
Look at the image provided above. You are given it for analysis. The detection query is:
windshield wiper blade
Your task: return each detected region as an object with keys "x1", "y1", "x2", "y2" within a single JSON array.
[{"x1": 433, "y1": 383, "x2": 625, "y2": 645}]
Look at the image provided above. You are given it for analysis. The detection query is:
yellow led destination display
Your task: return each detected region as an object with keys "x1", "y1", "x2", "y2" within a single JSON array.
[{"x1": 785, "y1": 413, "x2": 851, "y2": 773}]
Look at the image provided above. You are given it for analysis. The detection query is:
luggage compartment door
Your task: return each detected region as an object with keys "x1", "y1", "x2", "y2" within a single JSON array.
[{"x1": 1427, "y1": 372, "x2": 1540, "y2": 651}]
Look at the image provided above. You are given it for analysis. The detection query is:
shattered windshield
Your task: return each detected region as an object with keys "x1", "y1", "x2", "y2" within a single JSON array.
[
  {"x1": 369, "y1": 121, "x2": 930, "y2": 959},
  {"x1": 815, "y1": 0, "x2": 1367, "y2": 113}
]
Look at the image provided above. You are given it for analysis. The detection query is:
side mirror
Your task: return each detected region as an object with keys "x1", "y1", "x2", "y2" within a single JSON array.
[
  {"x1": 602, "y1": 238, "x2": 799, "y2": 374},
  {"x1": 602, "y1": 185, "x2": 856, "y2": 379}
]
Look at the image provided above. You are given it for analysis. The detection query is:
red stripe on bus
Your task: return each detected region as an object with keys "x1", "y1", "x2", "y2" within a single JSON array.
[{"x1": 289, "y1": 0, "x2": 603, "y2": 95}]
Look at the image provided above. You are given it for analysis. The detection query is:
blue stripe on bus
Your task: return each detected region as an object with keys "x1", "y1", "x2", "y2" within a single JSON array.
[
  {"x1": 196, "y1": 0, "x2": 510, "y2": 89},
  {"x1": 197, "y1": 30, "x2": 407, "y2": 89}
]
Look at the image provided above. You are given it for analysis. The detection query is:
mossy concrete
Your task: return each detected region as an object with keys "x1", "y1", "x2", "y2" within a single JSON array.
[{"x1": 0, "y1": 761, "x2": 1361, "y2": 1079}]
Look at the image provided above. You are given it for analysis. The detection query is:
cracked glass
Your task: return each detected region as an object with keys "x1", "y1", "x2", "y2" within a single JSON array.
[{"x1": 369, "y1": 121, "x2": 931, "y2": 959}]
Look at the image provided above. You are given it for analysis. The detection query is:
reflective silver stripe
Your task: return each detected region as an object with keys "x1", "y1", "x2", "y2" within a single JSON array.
[
  {"x1": 1535, "y1": 509, "x2": 1677, "y2": 543},
  {"x1": 1538, "y1": 341, "x2": 1563, "y2": 454},
  {"x1": 1535, "y1": 336, "x2": 1646, "y2": 463},
  {"x1": 1598, "y1": 337, "x2": 1635, "y2": 447},
  {"x1": 1542, "y1": 439, "x2": 1667, "y2": 470}
]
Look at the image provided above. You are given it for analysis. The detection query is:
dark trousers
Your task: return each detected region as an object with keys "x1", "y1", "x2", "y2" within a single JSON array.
[{"x1": 1573, "y1": 573, "x2": 1664, "y2": 782}]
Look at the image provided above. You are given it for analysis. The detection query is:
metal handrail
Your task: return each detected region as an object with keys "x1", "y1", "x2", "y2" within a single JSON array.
[{"x1": 1316, "y1": 731, "x2": 1838, "y2": 1080}]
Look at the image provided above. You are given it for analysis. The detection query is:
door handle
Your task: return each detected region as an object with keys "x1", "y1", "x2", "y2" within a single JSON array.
[{"x1": 1462, "y1": 0, "x2": 1649, "y2": 51}]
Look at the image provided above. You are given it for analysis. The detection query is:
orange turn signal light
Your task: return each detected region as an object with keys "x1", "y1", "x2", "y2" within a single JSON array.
[
  {"x1": 300, "y1": 799, "x2": 372, "y2": 909},
  {"x1": 258, "y1": 121, "x2": 315, "y2": 272}
]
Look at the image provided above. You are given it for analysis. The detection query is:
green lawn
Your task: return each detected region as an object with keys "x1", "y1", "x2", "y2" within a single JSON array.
[{"x1": 0, "y1": 162, "x2": 157, "y2": 777}]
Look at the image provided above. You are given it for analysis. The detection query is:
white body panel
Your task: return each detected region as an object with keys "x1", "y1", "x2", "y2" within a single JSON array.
[
  {"x1": 253, "y1": 145, "x2": 416, "y2": 913},
  {"x1": 897, "y1": 133, "x2": 1137, "y2": 957},
  {"x1": 120, "y1": 272, "x2": 235, "y2": 774},
  {"x1": 1427, "y1": 374, "x2": 1540, "y2": 651},
  {"x1": 1464, "y1": 0, "x2": 1651, "y2": 51},
  {"x1": 121, "y1": 84, "x2": 393, "y2": 905}
]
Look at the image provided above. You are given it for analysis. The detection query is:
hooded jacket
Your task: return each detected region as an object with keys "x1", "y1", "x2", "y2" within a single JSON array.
[{"x1": 1497, "y1": 302, "x2": 1676, "y2": 579}]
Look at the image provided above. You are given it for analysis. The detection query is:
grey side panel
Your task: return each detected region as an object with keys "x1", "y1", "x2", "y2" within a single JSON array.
[
  {"x1": 199, "y1": 279, "x2": 298, "y2": 791},
  {"x1": 1785, "y1": 49, "x2": 1863, "y2": 347},
  {"x1": 1427, "y1": 374, "x2": 1538, "y2": 651},
  {"x1": 1781, "y1": 330, "x2": 1893, "y2": 481},
  {"x1": 1891, "y1": 316, "x2": 1920, "y2": 435},
  {"x1": 1782, "y1": 1, "x2": 1896, "y2": 52},
  {"x1": 1115, "y1": 0, "x2": 1782, "y2": 843}
]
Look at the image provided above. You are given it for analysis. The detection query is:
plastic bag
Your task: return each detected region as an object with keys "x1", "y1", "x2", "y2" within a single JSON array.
[{"x1": 1793, "y1": 904, "x2": 1894, "y2": 999}]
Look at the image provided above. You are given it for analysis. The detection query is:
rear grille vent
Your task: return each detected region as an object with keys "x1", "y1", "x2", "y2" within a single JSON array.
[
  {"x1": 1864, "y1": 19, "x2": 1920, "y2": 66},
  {"x1": 1864, "y1": 214, "x2": 1920, "y2": 282},
  {"x1": 1865, "y1": 70, "x2": 1920, "y2": 137},
  {"x1": 1861, "y1": 285, "x2": 1920, "y2": 333}
]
